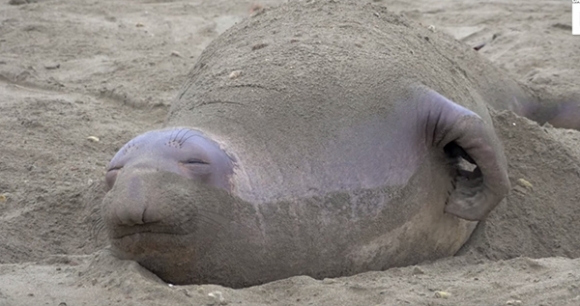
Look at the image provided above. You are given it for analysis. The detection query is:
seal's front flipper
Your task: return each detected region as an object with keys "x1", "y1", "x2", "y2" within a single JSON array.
[
  {"x1": 507, "y1": 91, "x2": 580, "y2": 131},
  {"x1": 417, "y1": 88, "x2": 510, "y2": 221},
  {"x1": 546, "y1": 98, "x2": 580, "y2": 130}
]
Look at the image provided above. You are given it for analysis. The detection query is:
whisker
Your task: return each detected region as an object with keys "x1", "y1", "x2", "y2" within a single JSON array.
[
  {"x1": 197, "y1": 215, "x2": 226, "y2": 229},
  {"x1": 177, "y1": 128, "x2": 192, "y2": 144},
  {"x1": 173, "y1": 128, "x2": 186, "y2": 143},
  {"x1": 174, "y1": 207, "x2": 228, "y2": 230},
  {"x1": 180, "y1": 133, "x2": 202, "y2": 145},
  {"x1": 90, "y1": 216, "x2": 106, "y2": 242},
  {"x1": 169, "y1": 128, "x2": 177, "y2": 142}
]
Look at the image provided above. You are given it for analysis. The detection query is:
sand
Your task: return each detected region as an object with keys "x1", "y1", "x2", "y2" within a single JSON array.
[{"x1": 0, "y1": 0, "x2": 579, "y2": 305}]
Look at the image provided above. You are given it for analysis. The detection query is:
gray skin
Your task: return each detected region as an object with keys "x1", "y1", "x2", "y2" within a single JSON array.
[{"x1": 101, "y1": 0, "x2": 566, "y2": 288}]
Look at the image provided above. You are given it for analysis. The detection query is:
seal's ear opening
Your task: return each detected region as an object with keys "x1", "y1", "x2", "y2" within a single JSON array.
[
  {"x1": 418, "y1": 87, "x2": 510, "y2": 221},
  {"x1": 443, "y1": 141, "x2": 484, "y2": 200},
  {"x1": 444, "y1": 142, "x2": 478, "y2": 175}
]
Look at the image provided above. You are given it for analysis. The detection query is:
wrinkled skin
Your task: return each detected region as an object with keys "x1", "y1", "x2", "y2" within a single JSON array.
[{"x1": 97, "y1": 0, "x2": 559, "y2": 288}]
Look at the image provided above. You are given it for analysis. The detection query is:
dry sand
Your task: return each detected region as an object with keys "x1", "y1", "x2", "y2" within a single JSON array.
[{"x1": 0, "y1": 0, "x2": 579, "y2": 305}]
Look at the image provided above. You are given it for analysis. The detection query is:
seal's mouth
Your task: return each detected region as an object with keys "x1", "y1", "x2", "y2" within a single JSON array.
[
  {"x1": 111, "y1": 224, "x2": 187, "y2": 240},
  {"x1": 110, "y1": 229, "x2": 194, "y2": 262}
]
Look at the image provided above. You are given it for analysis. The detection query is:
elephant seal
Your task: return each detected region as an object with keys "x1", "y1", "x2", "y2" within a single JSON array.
[{"x1": 101, "y1": 0, "x2": 543, "y2": 288}]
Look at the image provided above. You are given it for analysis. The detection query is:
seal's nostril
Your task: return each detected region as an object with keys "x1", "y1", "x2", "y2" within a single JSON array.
[{"x1": 116, "y1": 206, "x2": 145, "y2": 226}]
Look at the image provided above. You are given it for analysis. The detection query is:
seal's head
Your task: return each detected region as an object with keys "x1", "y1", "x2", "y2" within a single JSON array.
[{"x1": 102, "y1": 128, "x2": 238, "y2": 285}]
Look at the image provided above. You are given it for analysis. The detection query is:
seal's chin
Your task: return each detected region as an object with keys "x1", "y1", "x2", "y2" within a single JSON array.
[
  {"x1": 110, "y1": 228, "x2": 191, "y2": 260},
  {"x1": 109, "y1": 231, "x2": 199, "y2": 285}
]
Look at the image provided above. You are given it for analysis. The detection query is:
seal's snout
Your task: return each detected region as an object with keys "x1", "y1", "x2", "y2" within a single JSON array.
[
  {"x1": 114, "y1": 175, "x2": 152, "y2": 226},
  {"x1": 106, "y1": 169, "x2": 170, "y2": 235}
]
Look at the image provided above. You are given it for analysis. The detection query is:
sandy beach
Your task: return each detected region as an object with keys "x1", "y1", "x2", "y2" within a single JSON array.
[{"x1": 1, "y1": 0, "x2": 579, "y2": 305}]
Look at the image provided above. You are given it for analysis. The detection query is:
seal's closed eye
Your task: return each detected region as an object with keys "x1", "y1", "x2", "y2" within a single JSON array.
[{"x1": 183, "y1": 159, "x2": 209, "y2": 164}]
